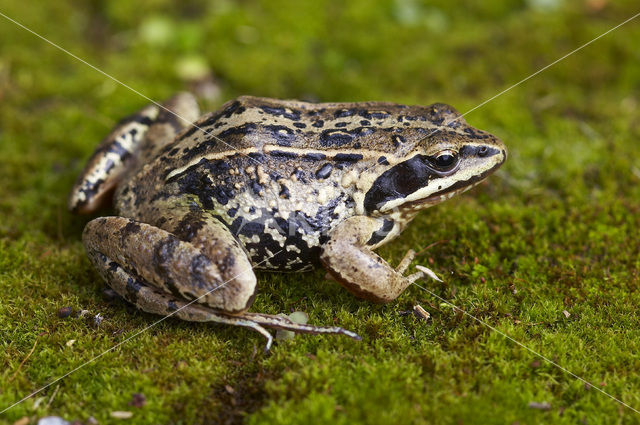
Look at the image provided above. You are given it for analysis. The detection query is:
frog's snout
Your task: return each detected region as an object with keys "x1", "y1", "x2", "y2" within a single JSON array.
[{"x1": 480, "y1": 135, "x2": 507, "y2": 168}]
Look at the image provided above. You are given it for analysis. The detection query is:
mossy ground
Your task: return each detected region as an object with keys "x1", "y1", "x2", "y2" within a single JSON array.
[{"x1": 1, "y1": 1, "x2": 640, "y2": 424}]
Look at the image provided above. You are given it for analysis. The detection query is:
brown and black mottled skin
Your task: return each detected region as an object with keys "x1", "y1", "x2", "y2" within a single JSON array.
[
  {"x1": 69, "y1": 93, "x2": 505, "y2": 344},
  {"x1": 114, "y1": 96, "x2": 504, "y2": 271}
]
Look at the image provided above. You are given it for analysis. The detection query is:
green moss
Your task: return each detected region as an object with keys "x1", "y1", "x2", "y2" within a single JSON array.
[{"x1": 2, "y1": 0, "x2": 640, "y2": 423}]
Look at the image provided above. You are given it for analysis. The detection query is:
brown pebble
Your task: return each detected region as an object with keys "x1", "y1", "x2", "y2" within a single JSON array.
[
  {"x1": 57, "y1": 307, "x2": 73, "y2": 318},
  {"x1": 129, "y1": 392, "x2": 146, "y2": 408}
]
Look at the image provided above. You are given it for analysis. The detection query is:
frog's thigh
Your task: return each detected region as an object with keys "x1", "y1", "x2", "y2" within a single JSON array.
[
  {"x1": 320, "y1": 216, "x2": 417, "y2": 303},
  {"x1": 68, "y1": 92, "x2": 199, "y2": 214},
  {"x1": 83, "y1": 216, "x2": 256, "y2": 314}
]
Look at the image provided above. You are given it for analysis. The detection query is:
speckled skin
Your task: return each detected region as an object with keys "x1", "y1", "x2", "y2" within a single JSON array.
[{"x1": 69, "y1": 93, "x2": 506, "y2": 348}]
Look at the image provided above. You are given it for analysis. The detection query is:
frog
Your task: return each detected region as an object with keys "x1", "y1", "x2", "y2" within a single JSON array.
[{"x1": 68, "y1": 92, "x2": 506, "y2": 349}]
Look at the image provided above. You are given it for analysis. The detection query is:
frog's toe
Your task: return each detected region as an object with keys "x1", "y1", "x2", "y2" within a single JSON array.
[
  {"x1": 415, "y1": 265, "x2": 443, "y2": 282},
  {"x1": 395, "y1": 249, "x2": 417, "y2": 274},
  {"x1": 227, "y1": 318, "x2": 273, "y2": 352}
]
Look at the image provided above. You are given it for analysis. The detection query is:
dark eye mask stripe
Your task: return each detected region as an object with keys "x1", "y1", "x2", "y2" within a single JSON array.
[
  {"x1": 364, "y1": 154, "x2": 441, "y2": 214},
  {"x1": 363, "y1": 145, "x2": 502, "y2": 213}
]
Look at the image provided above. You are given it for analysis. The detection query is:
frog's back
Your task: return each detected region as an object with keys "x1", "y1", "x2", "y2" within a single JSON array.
[{"x1": 161, "y1": 95, "x2": 463, "y2": 163}]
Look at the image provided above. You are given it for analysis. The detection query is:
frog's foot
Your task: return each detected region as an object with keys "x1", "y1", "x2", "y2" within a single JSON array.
[
  {"x1": 242, "y1": 312, "x2": 361, "y2": 340},
  {"x1": 196, "y1": 312, "x2": 360, "y2": 351},
  {"x1": 203, "y1": 311, "x2": 361, "y2": 351}
]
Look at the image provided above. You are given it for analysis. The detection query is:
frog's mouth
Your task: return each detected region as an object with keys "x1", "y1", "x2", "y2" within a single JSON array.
[
  {"x1": 424, "y1": 168, "x2": 494, "y2": 203},
  {"x1": 395, "y1": 178, "x2": 483, "y2": 213}
]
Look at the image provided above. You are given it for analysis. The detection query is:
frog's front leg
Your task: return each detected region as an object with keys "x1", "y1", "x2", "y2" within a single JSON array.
[
  {"x1": 83, "y1": 216, "x2": 359, "y2": 349},
  {"x1": 320, "y1": 216, "x2": 424, "y2": 303}
]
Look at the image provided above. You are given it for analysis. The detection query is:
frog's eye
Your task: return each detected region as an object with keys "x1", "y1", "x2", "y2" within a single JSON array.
[{"x1": 428, "y1": 150, "x2": 459, "y2": 172}]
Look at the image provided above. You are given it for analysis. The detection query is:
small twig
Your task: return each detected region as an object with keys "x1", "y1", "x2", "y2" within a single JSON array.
[
  {"x1": 9, "y1": 338, "x2": 38, "y2": 382},
  {"x1": 45, "y1": 385, "x2": 60, "y2": 409},
  {"x1": 414, "y1": 240, "x2": 449, "y2": 257},
  {"x1": 413, "y1": 305, "x2": 431, "y2": 321}
]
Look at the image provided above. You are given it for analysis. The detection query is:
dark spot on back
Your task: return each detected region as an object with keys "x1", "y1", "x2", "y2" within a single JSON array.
[
  {"x1": 319, "y1": 129, "x2": 353, "y2": 147},
  {"x1": 229, "y1": 217, "x2": 265, "y2": 238},
  {"x1": 333, "y1": 153, "x2": 363, "y2": 162},
  {"x1": 269, "y1": 150, "x2": 299, "y2": 159},
  {"x1": 315, "y1": 163, "x2": 333, "y2": 179},
  {"x1": 265, "y1": 125, "x2": 296, "y2": 146},
  {"x1": 248, "y1": 152, "x2": 267, "y2": 163},
  {"x1": 251, "y1": 181, "x2": 263, "y2": 195},
  {"x1": 180, "y1": 138, "x2": 218, "y2": 162},
  {"x1": 334, "y1": 109, "x2": 356, "y2": 118},
  {"x1": 259, "y1": 105, "x2": 301, "y2": 121},
  {"x1": 303, "y1": 152, "x2": 327, "y2": 161},
  {"x1": 393, "y1": 135, "x2": 406, "y2": 147}
]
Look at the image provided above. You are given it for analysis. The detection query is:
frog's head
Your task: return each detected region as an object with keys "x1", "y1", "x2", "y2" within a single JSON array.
[{"x1": 364, "y1": 104, "x2": 506, "y2": 215}]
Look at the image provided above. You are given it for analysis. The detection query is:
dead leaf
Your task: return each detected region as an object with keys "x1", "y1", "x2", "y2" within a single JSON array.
[{"x1": 110, "y1": 411, "x2": 133, "y2": 419}]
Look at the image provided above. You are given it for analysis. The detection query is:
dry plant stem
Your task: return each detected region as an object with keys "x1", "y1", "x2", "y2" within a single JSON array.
[{"x1": 9, "y1": 338, "x2": 38, "y2": 383}]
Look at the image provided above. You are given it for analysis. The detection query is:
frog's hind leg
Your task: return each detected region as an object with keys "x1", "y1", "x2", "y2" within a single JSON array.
[
  {"x1": 68, "y1": 93, "x2": 199, "y2": 214},
  {"x1": 137, "y1": 93, "x2": 201, "y2": 163},
  {"x1": 91, "y1": 254, "x2": 277, "y2": 349},
  {"x1": 92, "y1": 256, "x2": 358, "y2": 351},
  {"x1": 83, "y1": 216, "x2": 359, "y2": 350}
]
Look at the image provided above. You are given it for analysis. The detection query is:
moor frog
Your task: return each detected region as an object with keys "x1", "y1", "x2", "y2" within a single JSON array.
[{"x1": 69, "y1": 93, "x2": 506, "y2": 348}]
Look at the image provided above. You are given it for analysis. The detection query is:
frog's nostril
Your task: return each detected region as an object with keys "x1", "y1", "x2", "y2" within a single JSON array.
[{"x1": 478, "y1": 146, "x2": 489, "y2": 157}]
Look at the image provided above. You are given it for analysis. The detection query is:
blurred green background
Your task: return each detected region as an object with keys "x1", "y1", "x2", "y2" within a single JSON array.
[{"x1": 1, "y1": 0, "x2": 640, "y2": 424}]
